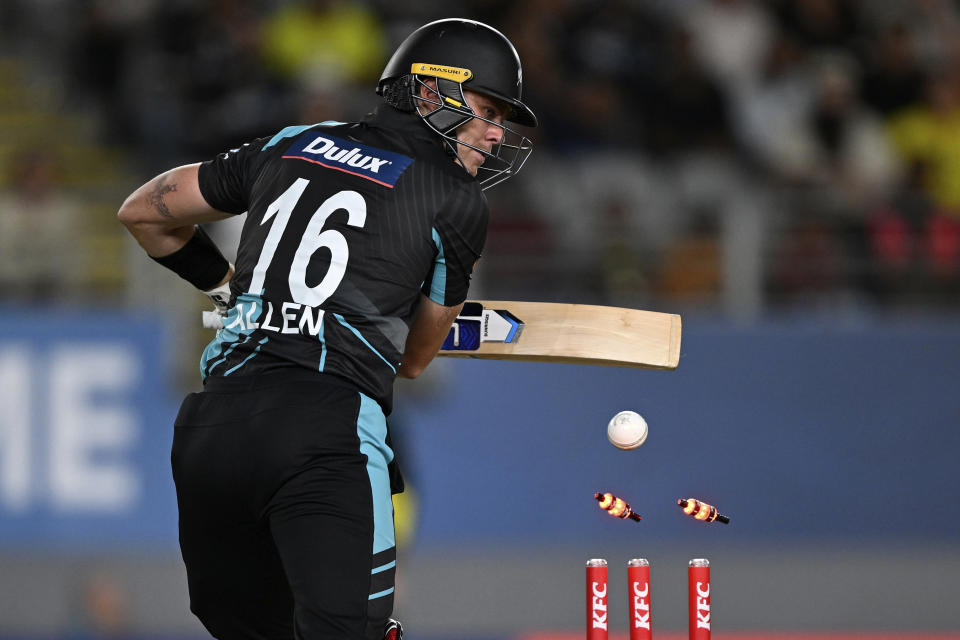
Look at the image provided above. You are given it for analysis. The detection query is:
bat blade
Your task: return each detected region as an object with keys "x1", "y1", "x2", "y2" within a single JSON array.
[{"x1": 437, "y1": 301, "x2": 681, "y2": 370}]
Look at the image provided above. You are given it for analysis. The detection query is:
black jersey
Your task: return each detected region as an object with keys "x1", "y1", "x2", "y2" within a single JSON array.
[{"x1": 197, "y1": 105, "x2": 488, "y2": 412}]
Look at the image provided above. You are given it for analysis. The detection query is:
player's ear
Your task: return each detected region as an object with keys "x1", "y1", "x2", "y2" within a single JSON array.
[
  {"x1": 416, "y1": 77, "x2": 441, "y2": 114},
  {"x1": 418, "y1": 77, "x2": 438, "y2": 100}
]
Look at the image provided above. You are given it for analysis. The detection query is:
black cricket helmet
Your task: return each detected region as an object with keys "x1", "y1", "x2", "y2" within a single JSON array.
[{"x1": 377, "y1": 18, "x2": 536, "y2": 189}]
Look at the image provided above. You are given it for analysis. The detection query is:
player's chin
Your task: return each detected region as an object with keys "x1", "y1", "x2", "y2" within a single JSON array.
[{"x1": 470, "y1": 151, "x2": 487, "y2": 175}]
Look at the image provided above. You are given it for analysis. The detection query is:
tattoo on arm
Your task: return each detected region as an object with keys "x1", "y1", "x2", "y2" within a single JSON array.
[{"x1": 147, "y1": 176, "x2": 178, "y2": 218}]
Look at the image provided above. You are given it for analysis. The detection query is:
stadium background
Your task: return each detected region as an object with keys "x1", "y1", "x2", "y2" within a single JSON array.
[{"x1": 1, "y1": 0, "x2": 959, "y2": 637}]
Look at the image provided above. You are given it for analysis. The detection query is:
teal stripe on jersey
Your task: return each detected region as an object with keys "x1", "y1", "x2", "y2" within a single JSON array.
[
  {"x1": 317, "y1": 312, "x2": 327, "y2": 372},
  {"x1": 262, "y1": 121, "x2": 345, "y2": 150},
  {"x1": 223, "y1": 336, "x2": 269, "y2": 376},
  {"x1": 262, "y1": 124, "x2": 315, "y2": 150},
  {"x1": 369, "y1": 587, "x2": 394, "y2": 600},
  {"x1": 204, "y1": 335, "x2": 252, "y2": 374},
  {"x1": 428, "y1": 228, "x2": 447, "y2": 305},
  {"x1": 200, "y1": 293, "x2": 264, "y2": 379},
  {"x1": 357, "y1": 393, "x2": 395, "y2": 555},
  {"x1": 371, "y1": 560, "x2": 396, "y2": 574},
  {"x1": 333, "y1": 313, "x2": 397, "y2": 374}
]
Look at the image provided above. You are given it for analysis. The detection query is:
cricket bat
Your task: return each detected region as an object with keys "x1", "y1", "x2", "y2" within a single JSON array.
[{"x1": 438, "y1": 301, "x2": 681, "y2": 370}]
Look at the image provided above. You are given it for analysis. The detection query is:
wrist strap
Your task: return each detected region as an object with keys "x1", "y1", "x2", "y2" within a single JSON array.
[{"x1": 151, "y1": 226, "x2": 230, "y2": 290}]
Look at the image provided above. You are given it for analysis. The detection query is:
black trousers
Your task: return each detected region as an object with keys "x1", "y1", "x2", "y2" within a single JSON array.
[{"x1": 172, "y1": 372, "x2": 396, "y2": 640}]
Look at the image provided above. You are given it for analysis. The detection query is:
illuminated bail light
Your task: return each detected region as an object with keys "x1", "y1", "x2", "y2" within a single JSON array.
[
  {"x1": 597, "y1": 492, "x2": 614, "y2": 510},
  {"x1": 677, "y1": 498, "x2": 730, "y2": 524},
  {"x1": 594, "y1": 492, "x2": 642, "y2": 522}
]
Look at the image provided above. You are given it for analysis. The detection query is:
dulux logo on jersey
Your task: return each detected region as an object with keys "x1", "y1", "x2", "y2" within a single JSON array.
[{"x1": 283, "y1": 132, "x2": 413, "y2": 188}]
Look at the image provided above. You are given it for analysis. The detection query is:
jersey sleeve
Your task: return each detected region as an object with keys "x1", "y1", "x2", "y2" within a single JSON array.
[
  {"x1": 197, "y1": 136, "x2": 271, "y2": 214},
  {"x1": 422, "y1": 184, "x2": 489, "y2": 306}
]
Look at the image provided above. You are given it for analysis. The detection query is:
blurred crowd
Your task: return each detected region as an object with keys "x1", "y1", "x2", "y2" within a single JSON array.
[{"x1": 2, "y1": 0, "x2": 960, "y2": 314}]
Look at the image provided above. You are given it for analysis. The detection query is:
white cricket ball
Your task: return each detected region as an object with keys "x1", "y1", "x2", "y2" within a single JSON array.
[{"x1": 607, "y1": 410, "x2": 648, "y2": 450}]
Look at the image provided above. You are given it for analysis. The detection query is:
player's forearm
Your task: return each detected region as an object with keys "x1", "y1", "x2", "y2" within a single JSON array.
[
  {"x1": 123, "y1": 219, "x2": 195, "y2": 257},
  {"x1": 398, "y1": 297, "x2": 463, "y2": 378}
]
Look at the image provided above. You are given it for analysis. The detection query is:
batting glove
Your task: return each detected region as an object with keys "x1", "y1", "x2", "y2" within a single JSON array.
[{"x1": 202, "y1": 263, "x2": 234, "y2": 317}]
